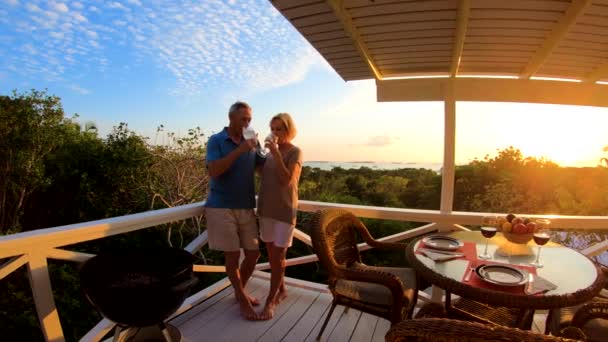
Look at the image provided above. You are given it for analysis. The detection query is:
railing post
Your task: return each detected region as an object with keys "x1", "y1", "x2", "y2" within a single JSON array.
[
  {"x1": 440, "y1": 79, "x2": 457, "y2": 230},
  {"x1": 27, "y1": 252, "x2": 65, "y2": 342}
]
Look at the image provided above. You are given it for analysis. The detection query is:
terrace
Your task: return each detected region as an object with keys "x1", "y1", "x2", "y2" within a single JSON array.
[{"x1": 2, "y1": 0, "x2": 608, "y2": 341}]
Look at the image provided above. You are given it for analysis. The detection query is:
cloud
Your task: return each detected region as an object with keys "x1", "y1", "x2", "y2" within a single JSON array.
[
  {"x1": 365, "y1": 135, "x2": 399, "y2": 147},
  {"x1": 1, "y1": 0, "x2": 322, "y2": 96},
  {"x1": 68, "y1": 84, "x2": 91, "y2": 94}
]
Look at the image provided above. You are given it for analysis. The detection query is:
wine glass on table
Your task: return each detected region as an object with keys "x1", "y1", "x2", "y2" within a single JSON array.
[
  {"x1": 479, "y1": 215, "x2": 498, "y2": 260},
  {"x1": 530, "y1": 219, "x2": 551, "y2": 268}
]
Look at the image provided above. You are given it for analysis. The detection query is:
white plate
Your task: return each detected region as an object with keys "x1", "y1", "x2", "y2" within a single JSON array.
[
  {"x1": 421, "y1": 235, "x2": 464, "y2": 251},
  {"x1": 475, "y1": 264, "x2": 528, "y2": 287}
]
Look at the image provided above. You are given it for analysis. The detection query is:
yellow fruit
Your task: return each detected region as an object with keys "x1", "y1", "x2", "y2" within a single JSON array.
[
  {"x1": 497, "y1": 217, "x2": 507, "y2": 227},
  {"x1": 502, "y1": 222, "x2": 512, "y2": 233}
]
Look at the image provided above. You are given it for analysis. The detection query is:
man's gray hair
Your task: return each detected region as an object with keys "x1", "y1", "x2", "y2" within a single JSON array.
[{"x1": 228, "y1": 101, "x2": 251, "y2": 116}]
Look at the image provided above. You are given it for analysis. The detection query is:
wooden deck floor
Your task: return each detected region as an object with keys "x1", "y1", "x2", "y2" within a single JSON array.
[{"x1": 169, "y1": 273, "x2": 547, "y2": 342}]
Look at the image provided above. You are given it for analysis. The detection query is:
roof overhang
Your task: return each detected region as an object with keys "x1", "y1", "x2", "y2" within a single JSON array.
[{"x1": 271, "y1": 0, "x2": 608, "y2": 107}]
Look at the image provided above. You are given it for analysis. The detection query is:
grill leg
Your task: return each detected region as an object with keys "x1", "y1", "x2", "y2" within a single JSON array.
[
  {"x1": 159, "y1": 322, "x2": 174, "y2": 342},
  {"x1": 112, "y1": 325, "x2": 123, "y2": 342}
]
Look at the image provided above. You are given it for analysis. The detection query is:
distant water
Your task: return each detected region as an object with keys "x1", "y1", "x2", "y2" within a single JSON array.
[{"x1": 303, "y1": 161, "x2": 443, "y2": 171}]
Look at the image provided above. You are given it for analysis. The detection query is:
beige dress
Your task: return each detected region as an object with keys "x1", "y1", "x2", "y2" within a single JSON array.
[{"x1": 257, "y1": 146, "x2": 303, "y2": 225}]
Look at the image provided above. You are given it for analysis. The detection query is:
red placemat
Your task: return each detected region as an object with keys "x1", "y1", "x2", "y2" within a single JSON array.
[
  {"x1": 416, "y1": 241, "x2": 478, "y2": 261},
  {"x1": 462, "y1": 260, "x2": 537, "y2": 294}
]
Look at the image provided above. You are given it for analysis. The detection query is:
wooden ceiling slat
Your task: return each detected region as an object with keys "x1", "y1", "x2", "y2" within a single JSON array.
[
  {"x1": 462, "y1": 49, "x2": 533, "y2": 57},
  {"x1": 587, "y1": 4, "x2": 608, "y2": 16},
  {"x1": 460, "y1": 61, "x2": 525, "y2": 67},
  {"x1": 348, "y1": 1, "x2": 457, "y2": 18},
  {"x1": 291, "y1": 13, "x2": 336, "y2": 27},
  {"x1": 459, "y1": 66, "x2": 521, "y2": 73},
  {"x1": 376, "y1": 57, "x2": 451, "y2": 66},
  {"x1": 317, "y1": 44, "x2": 359, "y2": 54},
  {"x1": 373, "y1": 51, "x2": 453, "y2": 61},
  {"x1": 468, "y1": 19, "x2": 557, "y2": 30},
  {"x1": 569, "y1": 23, "x2": 608, "y2": 35},
  {"x1": 558, "y1": 39, "x2": 608, "y2": 51},
  {"x1": 470, "y1": 9, "x2": 564, "y2": 21},
  {"x1": 366, "y1": 37, "x2": 454, "y2": 49},
  {"x1": 370, "y1": 44, "x2": 453, "y2": 55},
  {"x1": 565, "y1": 32, "x2": 608, "y2": 44},
  {"x1": 323, "y1": 50, "x2": 361, "y2": 59},
  {"x1": 282, "y1": 2, "x2": 330, "y2": 19},
  {"x1": 577, "y1": 14, "x2": 608, "y2": 27},
  {"x1": 469, "y1": 0, "x2": 570, "y2": 11},
  {"x1": 548, "y1": 52, "x2": 608, "y2": 63},
  {"x1": 271, "y1": 0, "x2": 321, "y2": 11},
  {"x1": 464, "y1": 43, "x2": 538, "y2": 51},
  {"x1": 362, "y1": 28, "x2": 455, "y2": 42},
  {"x1": 461, "y1": 56, "x2": 530, "y2": 63},
  {"x1": 357, "y1": 20, "x2": 456, "y2": 34},
  {"x1": 353, "y1": 10, "x2": 457, "y2": 27},
  {"x1": 466, "y1": 35, "x2": 544, "y2": 45},
  {"x1": 466, "y1": 27, "x2": 550, "y2": 38},
  {"x1": 343, "y1": 0, "x2": 424, "y2": 9},
  {"x1": 313, "y1": 37, "x2": 354, "y2": 49},
  {"x1": 553, "y1": 46, "x2": 608, "y2": 58},
  {"x1": 381, "y1": 66, "x2": 450, "y2": 75},
  {"x1": 307, "y1": 30, "x2": 348, "y2": 42},
  {"x1": 299, "y1": 21, "x2": 344, "y2": 35}
]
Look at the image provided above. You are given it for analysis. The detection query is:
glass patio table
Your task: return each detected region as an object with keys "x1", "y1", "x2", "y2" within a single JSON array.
[{"x1": 406, "y1": 231, "x2": 605, "y2": 329}]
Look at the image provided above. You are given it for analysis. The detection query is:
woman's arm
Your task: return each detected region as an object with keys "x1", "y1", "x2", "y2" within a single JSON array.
[{"x1": 268, "y1": 144, "x2": 301, "y2": 187}]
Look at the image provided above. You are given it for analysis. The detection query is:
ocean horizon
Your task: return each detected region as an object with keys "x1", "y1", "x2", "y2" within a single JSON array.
[{"x1": 303, "y1": 161, "x2": 443, "y2": 171}]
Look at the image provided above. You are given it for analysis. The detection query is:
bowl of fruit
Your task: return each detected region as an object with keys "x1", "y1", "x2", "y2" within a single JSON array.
[{"x1": 498, "y1": 214, "x2": 537, "y2": 244}]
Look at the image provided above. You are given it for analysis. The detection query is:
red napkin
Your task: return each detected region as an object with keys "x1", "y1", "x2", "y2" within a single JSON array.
[
  {"x1": 416, "y1": 241, "x2": 477, "y2": 261},
  {"x1": 462, "y1": 259, "x2": 537, "y2": 294}
]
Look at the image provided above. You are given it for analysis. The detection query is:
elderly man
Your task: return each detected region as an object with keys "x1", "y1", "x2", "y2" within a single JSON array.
[{"x1": 205, "y1": 101, "x2": 264, "y2": 320}]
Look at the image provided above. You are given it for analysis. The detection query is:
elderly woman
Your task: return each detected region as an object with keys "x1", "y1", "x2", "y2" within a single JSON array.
[{"x1": 256, "y1": 113, "x2": 303, "y2": 320}]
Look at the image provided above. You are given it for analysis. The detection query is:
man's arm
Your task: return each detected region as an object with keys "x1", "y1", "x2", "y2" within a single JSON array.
[{"x1": 207, "y1": 138, "x2": 256, "y2": 178}]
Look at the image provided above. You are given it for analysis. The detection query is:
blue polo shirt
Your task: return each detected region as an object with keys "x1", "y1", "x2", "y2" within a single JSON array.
[{"x1": 205, "y1": 127, "x2": 264, "y2": 208}]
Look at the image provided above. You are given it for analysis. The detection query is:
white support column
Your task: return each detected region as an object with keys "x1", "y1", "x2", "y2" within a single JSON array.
[
  {"x1": 440, "y1": 81, "x2": 456, "y2": 222},
  {"x1": 27, "y1": 253, "x2": 65, "y2": 342}
]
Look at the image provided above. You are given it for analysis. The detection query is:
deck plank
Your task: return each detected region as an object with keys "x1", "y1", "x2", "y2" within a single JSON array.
[
  {"x1": 281, "y1": 292, "x2": 333, "y2": 342},
  {"x1": 257, "y1": 289, "x2": 320, "y2": 342},
  {"x1": 218, "y1": 286, "x2": 306, "y2": 341},
  {"x1": 170, "y1": 283, "x2": 232, "y2": 327},
  {"x1": 171, "y1": 275, "x2": 553, "y2": 342},
  {"x1": 304, "y1": 303, "x2": 346, "y2": 342},
  {"x1": 350, "y1": 312, "x2": 379, "y2": 342},
  {"x1": 179, "y1": 279, "x2": 266, "y2": 339},
  {"x1": 326, "y1": 308, "x2": 362, "y2": 342},
  {"x1": 371, "y1": 318, "x2": 390, "y2": 342}
]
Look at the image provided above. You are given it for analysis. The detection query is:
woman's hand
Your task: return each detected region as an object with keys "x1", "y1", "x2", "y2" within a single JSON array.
[{"x1": 265, "y1": 139, "x2": 279, "y2": 156}]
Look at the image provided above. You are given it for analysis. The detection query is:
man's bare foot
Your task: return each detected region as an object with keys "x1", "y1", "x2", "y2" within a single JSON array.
[
  {"x1": 238, "y1": 299, "x2": 258, "y2": 321},
  {"x1": 248, "y1": 294, "x2": 260, "y2": 306},
  {"x1": 236, "y1": 293, "x2": 260, "y2": 306},
  {"x1": 257, "y1": 302, "x2": 275, "y2": 321},
  {"x1": 275, "y1": 289, "x2": 288, "y2": 304}
]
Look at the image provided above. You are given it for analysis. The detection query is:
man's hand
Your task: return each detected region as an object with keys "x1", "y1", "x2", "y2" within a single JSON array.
[{"x1": 239, "y1": 138, "x2": 257, "y2": 153}]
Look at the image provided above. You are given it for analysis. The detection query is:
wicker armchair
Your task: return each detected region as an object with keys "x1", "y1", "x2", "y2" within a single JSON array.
[
  {"x1": 385, "y1": 318, "x2": 584, "y2": 342},
  {"x1": 546, "y1": 265, "x2": 608, "y2": 342},
  {"x1": 309, "y1": 209, "x2": 418, "y2": 340}
]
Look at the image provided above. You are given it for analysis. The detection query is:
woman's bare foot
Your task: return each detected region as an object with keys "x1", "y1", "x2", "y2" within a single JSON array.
[
  {"x1": 238, "y1": 299, "x2": 258, "y2": 320},
  {"x1": 257, "y1": 302, "x2": 275, "y2": 321},
  {"x1": 248, "y1": 294, "x2": 260, "y2": 306}
]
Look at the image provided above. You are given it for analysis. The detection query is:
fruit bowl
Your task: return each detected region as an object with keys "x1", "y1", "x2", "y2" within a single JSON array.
[{"x1": 502, "y1": 232, "x2": 533, "y2": 244}]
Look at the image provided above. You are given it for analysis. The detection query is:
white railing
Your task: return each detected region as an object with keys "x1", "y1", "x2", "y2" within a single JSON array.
[{"x1": 1, "y1": 200, "x2": 607, "y2": 342}]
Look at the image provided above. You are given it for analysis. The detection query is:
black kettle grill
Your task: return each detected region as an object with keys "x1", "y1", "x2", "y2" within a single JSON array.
[{"x1": 80, "y1": 247, "x2": 197, "y2": 341}]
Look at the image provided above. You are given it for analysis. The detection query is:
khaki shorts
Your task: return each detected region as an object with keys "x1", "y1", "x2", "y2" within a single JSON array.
[
  {"x1": 205, "y1": 208, "x2": 259, "y2": 252},
  {"x1": 259, "y1": 216, "x2": 295, "y2": 248}
]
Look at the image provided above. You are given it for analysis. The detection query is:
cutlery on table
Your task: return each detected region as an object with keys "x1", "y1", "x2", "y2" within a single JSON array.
[
  {"x1": 463, "y1": 265, "x2": 476, "y2": 282},
  {"x1": 525, "y1": 273, "x2": 535, "y2": 295}
]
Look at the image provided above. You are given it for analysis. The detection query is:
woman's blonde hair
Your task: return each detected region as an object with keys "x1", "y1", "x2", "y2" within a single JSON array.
[{"x1": 271, "y1": 113, "x2": 297, "y2": 140}]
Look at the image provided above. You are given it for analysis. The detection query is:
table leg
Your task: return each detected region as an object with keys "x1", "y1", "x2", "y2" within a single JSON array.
[{"x1": 431, "y1": 285, "x2": 444, "y2": 303}]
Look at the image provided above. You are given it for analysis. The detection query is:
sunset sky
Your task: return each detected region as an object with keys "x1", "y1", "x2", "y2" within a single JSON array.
[{"x1": 2, "y1": 0, "x2": 608, "y2": 167}]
